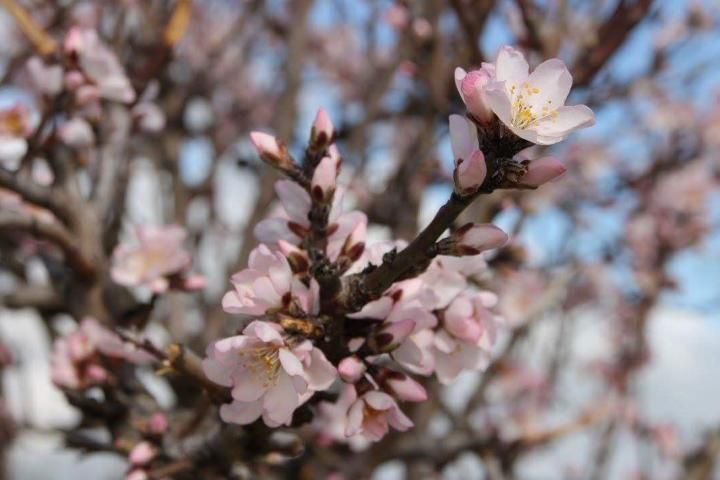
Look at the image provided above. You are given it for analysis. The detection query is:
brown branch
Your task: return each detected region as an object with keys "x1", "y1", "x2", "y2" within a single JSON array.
[
  {"x1": 572, "y1": 0, "x2": 654, "y2": 87},
  {"x1": 0, "y1": 0, "x2": 58, "y2": 56},
  {"x1": 0, "y1": 167, "x2": 70, "y2": 222},
  {"x1": 0, "y1": 210, "x2": 96, "y2": 276}
]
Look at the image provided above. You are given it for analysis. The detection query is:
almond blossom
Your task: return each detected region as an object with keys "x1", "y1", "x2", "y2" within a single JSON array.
[
  {"x1": 222, "y1": 243, "x2": 318, "y2": 316},
  {"x1": 344, "y1": 386, "x2": 413, "y2": 441},
  {"x1": 475, "y1": 46, "x2": 595, "y2": 145},
  {"x1": 202, "y1": 321, "x2": 336, "y2": 427},
  {"x1": 111, "y1": 225, "x2": 195, "y2": 293},
  {"x1": 0, "y1": 104, "x2": 32, "y2": 165},
  {"x1": 432, "y1": 291, "x2": 498, "y2": 384},
  {"x1": 51, "y1": 317, "x2": 153, "y2": 389},
  {"x1": 63, "y1": 27, "x2": 135, "y2": 104}
]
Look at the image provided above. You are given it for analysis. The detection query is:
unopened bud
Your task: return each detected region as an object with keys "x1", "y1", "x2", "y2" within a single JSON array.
[
  {"x1": 443, "y1": 222, "x2": 509, "y2": 255},
  {"x1": 372, "y1": 319, "x2": 415, "y2": 353},
  {"x1": 453, "y1": 150, "x2": 487, "y2": 196},
  {"x1": 129, "y1": 441, "x2": 157, "y2": 466},
  {"x1": 310, "y1": 108, "x2": 335, "y2": 152},
  {"x1": 311, "y1": 155, "x2": 339, "y2": 203},
  {"x1": 455, "y1": 66, "x2": 495, "y2": 122},
  {"x1": 277, "y1": 240, "x2": 310, "y2": 274},
  {"x1": 338, "y1": 356, "x2": 366, "y2": 383},
  {"x1": 520, "y1": 157, "x2": 566, "y2": 187},
  {"x1": 383, "y1": 370, "x2": 427, "y2": 402},
  {"x1": 249, "y1": 131, "x2": 293, "y2": 170}
]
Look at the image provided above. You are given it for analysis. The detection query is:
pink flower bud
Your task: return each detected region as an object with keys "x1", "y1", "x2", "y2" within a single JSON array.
[
  {"x1": 373, "y1": 319, "x2": 415, "y2": 352},
  {"x1": 75, "y1": 85, "x2": 100, "y2": 105},
  {"x1": 384, "y1": 371, "x2": 427, "y2": 402},
  {"x1": 148, "y1": 412, "x2": 169, "y2": 434},
  {"x1": 64, "y1": 71, "x2": 86, "y2": 90},
  {"x1": 126, "y1": 470, "x2": 148, "y2": 480},
  {"x1": 63, "y1": 27, "x2": 84, "y2": 55},
  {"x1": 453, "y1": 150, "x2": 487, "y2": 195},
  {"x1": 338, "y1": 356, "x2": 366, "y2": 383},
  {"x1": 181, "y1": 274, "x2": 207, "y2": 291},
  {"x1": 66, "y1": 332, "x2": 93, "y2": 361},
  {"x1": 455, "y1": 66, "x2": 495, "y2": 122},
  {"x1": 450, "y1": 223, "x2": 509, "y2": 255},
  {"x1": 310, "y1": 108, "x2": 335, "y2": 150},
  {"x1": 520, "y1": 157, "x2": 567, "y2": 187},
  {"x1": 340, "y1": 221, "x2": 366, "y2": 262},
  {"x1": 277, "y1": 240, "x2": 310, "y2": 273},
  {"x1": 311, "y1": 155, "x2": 339, "y2": 203},
  {"x1": 249, "y1": 131, "x2": 292, "y2": 169},
  {"x1": 85, "y1": 364, "x2": 109, "y2": 384},
  {"x1": 129, "y1": 441, "x2": 157, "y2": 466}
]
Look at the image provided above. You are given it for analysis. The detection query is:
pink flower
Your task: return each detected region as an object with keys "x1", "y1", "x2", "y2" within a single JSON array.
[
  {"x1": 147, "y1": 413, "x2": 168, "y2": 435},
  {"x1": 449, "y1": 114, "x2": 486, "y2": 195},
  {"x1": 203, "y1": 321, "x2": 336, "y2": 427},
  {"x1": 51, "y1": 318, "x2": 153, "y2": 389},
  {"x1": 432, "y1": 292, "x2": 498, "y2": 384},
  {"x1": 128, "y1": 441, "x2": 156, "y2": 466},
  {"x1": 345, "y1": 387, "x2": 413, "y2": 441},
  {"x1": 520, "y1": 156, "x2": 566, "y2": 186},
  {"x1": 349, "y1": 293, "x2": 436, "y2": 375},
  {"x1": 455, "y1": 64, "x2": 495, "y2": 121},
  {"x1": 482, "y1": 46, "x2": 595, "y2": 145},
  {"x1": 0, "y1": 105, "x2": 32, "y2": 165},
  {"x1": 64, "y1": 28, "x2": 136, "y2": 103},
  {"x1": 111, "y1": 225, "x2": 192, "y2": 293},
  {"x1": 222, "y1": 244, "x2": 318, "y2": 316}
]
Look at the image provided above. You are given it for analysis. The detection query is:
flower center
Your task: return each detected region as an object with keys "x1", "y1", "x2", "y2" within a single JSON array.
[
  {"x1": 508, "y1": 83, "x2": 557, "y2": 129},
  {"x1": 0, "y1": 108, "x2": 27, "y2": 136},
  {"x1": 239, "y1": 345, "x2": 281, "y2": 388}
]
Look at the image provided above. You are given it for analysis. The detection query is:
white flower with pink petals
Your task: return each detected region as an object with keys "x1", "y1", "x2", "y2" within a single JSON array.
[
  {"x1": 111, "y1": 225, "x2": 193, "y2": 293},
  {"x1": 203, "y1": 321, "x2": 336, "y2": 427},
  {"x1": 344, "y1": 387, "x2": 413, "y2": 441},
  {"x1": 222, "y1": 244, "x2": 318, "y2": 316},
  {"x1": 432, "y1": 292, "x2": 498, "y2": 384},
  {"x1": 0, "y1": 105, "x2": 32, "y2": 165},
  {"x1": 482, "y1": 46, "x2": 595, "y2": 145}
]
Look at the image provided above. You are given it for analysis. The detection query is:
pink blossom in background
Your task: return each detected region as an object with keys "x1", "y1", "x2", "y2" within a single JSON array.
[
  {"x1": 51, "y1": 318, "x2": 153, "y2": 389},
  {"x1": 111, "y1": 225, "x2": 193, "y2": 293}
]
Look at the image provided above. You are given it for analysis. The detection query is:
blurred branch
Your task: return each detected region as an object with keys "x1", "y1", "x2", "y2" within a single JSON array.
[{"x1": 0, "y1": 0, "x2": 58, "y2": 56}]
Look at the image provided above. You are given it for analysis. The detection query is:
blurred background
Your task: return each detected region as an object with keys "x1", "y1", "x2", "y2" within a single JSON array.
[{"x1": 0, "y1": 0, "x2": 719, "y2": 479}]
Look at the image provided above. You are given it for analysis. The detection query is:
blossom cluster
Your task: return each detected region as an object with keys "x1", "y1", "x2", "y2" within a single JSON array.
[{"x1": 200, "y1": 45, "x2": 593, "y2": 446}]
